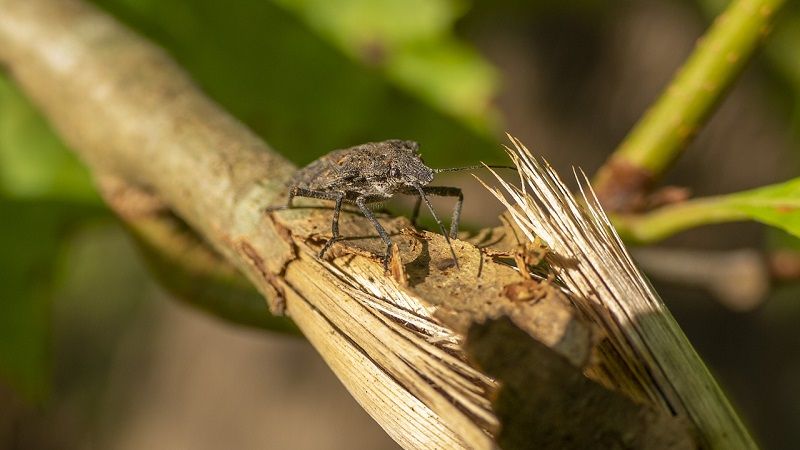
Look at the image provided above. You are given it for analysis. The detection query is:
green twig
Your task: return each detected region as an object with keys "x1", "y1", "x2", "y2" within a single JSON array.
[
  {"x1": 612, "y1": 196, "x2": 749, "y2": 244},
  {"x1": 594, "y1": 0, "x2": 785, "y2": 211}
]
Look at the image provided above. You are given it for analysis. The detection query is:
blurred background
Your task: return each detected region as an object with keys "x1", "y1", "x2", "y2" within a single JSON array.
[{"x1": 1, "y1": 0, "x2": 800, "y2": 448}]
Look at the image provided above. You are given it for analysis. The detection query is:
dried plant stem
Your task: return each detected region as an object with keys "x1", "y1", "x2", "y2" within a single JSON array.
[
  {"x1": 0, "y1": 0, "x2": 684, "y2": 448},
  {"x1": 483, "y1": 136, "x2": 757, "y2": 449},
  {"x1": 594, "y1": 0, "x2": 785, "y2": 210}
]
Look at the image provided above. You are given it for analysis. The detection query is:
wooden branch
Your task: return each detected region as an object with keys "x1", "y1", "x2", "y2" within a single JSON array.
[
  {"x1": 0, "y1": 0, "x2": 693, "y2": 447},
  {"x1": 97, "y1": 175, "x2": 300, "y2": 332}
]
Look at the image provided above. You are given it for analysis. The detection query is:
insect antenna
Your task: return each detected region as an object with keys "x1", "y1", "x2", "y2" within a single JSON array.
[
  {"x1": 433, "y1": 164, "x2": 517, "y2": 173},
  {"x1": 413, "y1": 184, "x2": 460, "y2": 269}
]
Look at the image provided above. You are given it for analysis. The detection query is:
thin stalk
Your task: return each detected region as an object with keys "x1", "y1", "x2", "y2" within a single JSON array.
[
  {"x1": 594, "y1": 0, "x2": 786, "y2": 210},
  {"x1": 613, "y1": 196, "x2": 750, "y2": 244}
]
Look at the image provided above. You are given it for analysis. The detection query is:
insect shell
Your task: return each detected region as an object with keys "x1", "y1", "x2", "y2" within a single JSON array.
[
  {"x1": 289, "y1": 140, "x2": 433, "y2": 198},
  {"x1": 282, "y1": 139, "x2": 463, "y2": 270}
]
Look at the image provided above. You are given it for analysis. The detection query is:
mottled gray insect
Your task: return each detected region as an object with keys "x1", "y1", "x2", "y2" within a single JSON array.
[{"x1": 271, "y1": 139, "x2": 510, "y2": 269}]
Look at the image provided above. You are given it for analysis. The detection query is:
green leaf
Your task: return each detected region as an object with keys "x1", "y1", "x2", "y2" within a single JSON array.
[
  {"x1": 614, "y1": 177, "x2": 800, "y2": 244},
  {"x1": 0, "y1": 76, "x2": 98, "y2": 203},
  {"x1": 88, "y1": 0, "x2": 504, "y2": 168},
  {"x1": 0, "y1": 199, "x2": 104, "y2": 402},
  {"x1": 725, "y1": 177, "x2": 800, "y2": 237},
  {"x1": 0, "y1": 73, "x2": 104, "y2": 401},
  {"x1": 269, "y1": 0, "x2": 500, "y2": 131}
]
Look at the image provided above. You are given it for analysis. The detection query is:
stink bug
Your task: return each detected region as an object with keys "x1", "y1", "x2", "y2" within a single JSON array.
[{"x1": 271, "y1": 139, "x2": 512, "y2": 269}]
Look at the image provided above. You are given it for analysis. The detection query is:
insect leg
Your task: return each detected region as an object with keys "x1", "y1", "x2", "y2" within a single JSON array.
[
  {"x1": 413, "y1": 184, "x2": 459, "y2": 268},
  {"x1": 410, "y1": 195, "x2": 422, "y2": 226},
  {"x1": 420, "y1": 186, "x2": 463, "y2": 239},
  {"x1": 277, "y1": 187, "x2": 346, "y2": 258},
  {"x1": 265, "y1": 186, "x2": 318, "y2": 211},
  {"x1": 355, "y1": 195, "x2": 393, "y2": 270},
  {"x1": 287, "y1": 187, "x2": 344, "y2": 207},
  {"x1": 318, "y1": 192, "x2": 345, "y2": 258},
  {"x1": 263, "y1": 186, "x2": 296, "y2": 212}
]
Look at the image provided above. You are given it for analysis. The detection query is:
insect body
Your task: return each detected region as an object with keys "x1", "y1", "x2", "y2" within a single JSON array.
[{"x1": 275, "y1": 139, "x2": 503, "y2": 269}]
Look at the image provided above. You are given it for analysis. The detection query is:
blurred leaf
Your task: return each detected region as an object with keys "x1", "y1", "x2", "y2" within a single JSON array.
[
  {"x1": 89, "y1": 0, "x2": 503, "y2": 168},
  {"x1": 724, "y1": 177, "x2": 800, "y2": 237},
  {"x1": 764, "y1": 8, "x2": 800, "y2": 147},
  {"x1": 0, "y1": 73, "x2": 105, "y2": 401},
  {"x1": 269, "y1": 0, "x2": 500, "y2": 131},
  {"x1": 0, "y1": 75, "x2": 98, "y2": 203},
  {"x1": 766, "y1": 228, "x2": 800, "y2": 252},
  {"x1": 0, "y1": 200, "x2": 105, "y2": 402}
]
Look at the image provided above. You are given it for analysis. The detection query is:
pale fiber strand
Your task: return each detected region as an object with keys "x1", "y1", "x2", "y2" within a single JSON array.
[{"x1": 481, "y1": 135, "x2": 756, "y2": 449}]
